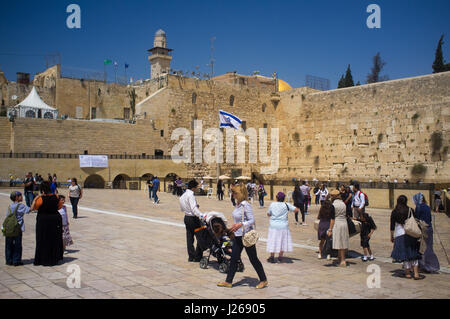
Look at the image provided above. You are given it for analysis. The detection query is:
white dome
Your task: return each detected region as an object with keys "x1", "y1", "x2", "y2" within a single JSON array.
[{"x1": 155, "y1": 29, "x2": 166, "y2": 37}]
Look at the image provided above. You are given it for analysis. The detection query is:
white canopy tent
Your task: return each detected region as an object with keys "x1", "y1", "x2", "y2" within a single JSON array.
[{"x1": 8, "y1": 86, "x2": 58, "y2": 119}]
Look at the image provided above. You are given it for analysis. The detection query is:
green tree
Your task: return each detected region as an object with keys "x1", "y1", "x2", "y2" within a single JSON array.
[
  {"x1": 356, "y1": 81, "x2": 361, "y2": 86},
  {"x1": 337, "y1": 75, "x2": 345, "y2": 88},
  {"x1": 433, "y1": 35, "x2": 447, "y2": 73},
  {"x1": 367, "y1": 52, "x2": 388, "y2": 83},
  {"x1": 344, "y1": 64, "x2": 354, "y2": 87}
]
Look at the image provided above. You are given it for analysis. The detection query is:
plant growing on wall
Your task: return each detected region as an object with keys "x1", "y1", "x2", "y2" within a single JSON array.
[
  {"x1": 128, "y1": 88, "x2": 136, "y2": 120},
  {"x1": 293, "y1": 132, "x2": 300, "y2": 142},
  {"x1": 314, "y1": 156, "x2": 320, "y2": 166},
  {"x1": 411, "y1": 163, "x2": 427, "y2": 176},
  {"x1": 430, "y1": 131, "x2": 443, "y2": 154},
  {"x1": 377, "y1": 133, "x2": 383, "y2": 143}
]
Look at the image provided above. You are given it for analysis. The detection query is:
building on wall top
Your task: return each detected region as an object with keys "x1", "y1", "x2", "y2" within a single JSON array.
[{"x1": 148, "y1": 29, "x2": 173, "y2": 80}]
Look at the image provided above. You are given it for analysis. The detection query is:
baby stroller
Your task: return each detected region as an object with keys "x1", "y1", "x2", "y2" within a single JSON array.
[{"x1": 198, "y1": 212, "x2": 244, "y2": 274}]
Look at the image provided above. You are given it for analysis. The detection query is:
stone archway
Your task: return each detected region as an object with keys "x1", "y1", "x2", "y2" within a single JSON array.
[
  {"x1": 112, "y1": 174, "x2": 130, "y2": 189},
  {"x1": 84, "y1": 174, "x2": 105, "y2": 189}
]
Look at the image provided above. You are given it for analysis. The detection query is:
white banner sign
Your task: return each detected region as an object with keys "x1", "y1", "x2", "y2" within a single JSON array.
[{"x1": 79, "y1": 155, "x2": 108, "y2": 168}]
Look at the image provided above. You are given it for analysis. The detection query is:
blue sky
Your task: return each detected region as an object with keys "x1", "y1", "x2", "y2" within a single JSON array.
[{"x1": 0, "y1": 0, "x2": 449, "y2": 88}]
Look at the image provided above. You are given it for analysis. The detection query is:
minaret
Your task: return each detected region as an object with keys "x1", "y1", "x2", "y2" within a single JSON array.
[{"x1": 148, "y1": 29, "x2": 173, "y2": 79}]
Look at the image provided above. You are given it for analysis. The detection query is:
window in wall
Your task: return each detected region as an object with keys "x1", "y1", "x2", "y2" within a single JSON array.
[
  {"x1": 229, "y1": 95, "x2": 235, "y2": 106},
  {"x1": 91, "y1": 107, "x2": 96, "y2": 119},
  {"x1": 124, "y1": 107, "x2": 130, "y2": 120},
  {"x1": 263, "y1": 123, "x2": 268, "y2": 129},
  {"x1": 241, "y1": 121, "x2": 247, "y2": 132},
  {"x1": 160, "y1": 130, "x2": 164, "y2": 137},
  {"x1": 43, "y1": 112, "x2": 53, "y2": 119},
  {"x1": 25, "y1": 110, "x2": 35, "y2": 118},
  {"x1": 192, "y1": 92, "x2": 197, "y2": 104},
  {"x1": 262, "y1": 103, "x2": 266, "y2": 112}
]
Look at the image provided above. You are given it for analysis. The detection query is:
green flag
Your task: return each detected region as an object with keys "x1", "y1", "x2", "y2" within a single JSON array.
[{"x1": 104, "y1": 59, "x2": 112, "y2": 65}]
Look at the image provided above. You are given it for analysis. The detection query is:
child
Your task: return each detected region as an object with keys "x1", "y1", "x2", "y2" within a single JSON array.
[
  {"x1": 58, "y1": 195, "x2": 73, "y2": 252},
  {"x1": 212, "y1": 220, "x2": 234, "y2": 255},
  {"x1": 3, "y1": 191, "x2": 31, "y2": 266},
  {"x1": 360, "y1": 212, "x2": 377, "y2": 261}
]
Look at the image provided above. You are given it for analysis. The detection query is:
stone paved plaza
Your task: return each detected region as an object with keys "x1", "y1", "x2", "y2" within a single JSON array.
[{"x1": 0, "y1": 188, "x2": 449, "y2": 299}]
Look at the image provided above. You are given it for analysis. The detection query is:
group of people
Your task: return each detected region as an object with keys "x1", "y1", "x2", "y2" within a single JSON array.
[
  {"x1": 180, "y1": 177, "x2": 442, "y2": 288},
  {"x1": 3, "y1": 180, "x2": 75, "y2": 267},
  {"x1": 181, "y1": 180, "x2": 268, "y2": 289}
]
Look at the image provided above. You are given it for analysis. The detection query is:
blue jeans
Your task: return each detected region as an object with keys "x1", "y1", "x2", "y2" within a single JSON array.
[
  {"x1": 152, "y1": 189, "x2": 158, "y2": 202},
  {"x1": 149, "y1": 189, "x2": 153, "y2": 200},
  {"x1": 25, "y1": 191, "x2": 34, "y2": 207},
  {"x1": 70, "y1": 197, "x2": 79, "y2": 218},
  {"x1": 5, "y1": 232, "x2": 22, "y2": 265},
  {"x1": 259, "y1": 195, "x2": 264, "y2": 207}
]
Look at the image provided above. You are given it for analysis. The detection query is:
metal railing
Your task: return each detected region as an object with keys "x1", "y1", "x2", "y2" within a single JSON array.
[{"x1": 0, "y1": 153, "x2": 172, "y2": 160}]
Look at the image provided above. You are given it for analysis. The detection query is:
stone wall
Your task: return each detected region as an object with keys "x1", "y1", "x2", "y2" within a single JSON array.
[
  {"x1": 4, "y1": 117, "x2": 168, "y2": 155},
  {"x1": 277, "y1": 71, "x2": 450, "y2": 183},
  {"x1": 138, "y1": 74, "x2": 278, "y2": 178}
]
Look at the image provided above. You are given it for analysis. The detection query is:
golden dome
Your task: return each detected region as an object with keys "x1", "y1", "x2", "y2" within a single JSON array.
[{"x1": 278, "y1": 79, "x2": 292, "y2": 92}]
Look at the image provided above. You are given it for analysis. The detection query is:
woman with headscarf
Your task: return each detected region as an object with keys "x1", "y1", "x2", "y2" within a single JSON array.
[
  {"x1": 413, "y1": 193, "x2": 440, "y2": 273},
  {"x1": 31, "y1": 181, "x2": 64, "y2": 266},
  {"x1": 266, "y1": 192, "x2": 299, "y2": 263},
  {"x1": 390, "y1": 195, "x2": 425, "y2": 280},
  {"x1": 329, "y1": 189, "x2": 348, "y2": 267}
]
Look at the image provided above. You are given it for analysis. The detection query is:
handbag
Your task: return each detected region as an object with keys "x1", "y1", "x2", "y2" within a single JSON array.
[
  {"x1": 314, "y1": 219, "x2": 320, "y2": 231},
  {"x1": 241, "y1": 206, "x2": 259, "y2": 247},
  {"x1": 347, "y1": 217, "x2": 362, "y2": 238},
  {"x1": 404, "y1": 208, "x2": 422, "y2": 238}
]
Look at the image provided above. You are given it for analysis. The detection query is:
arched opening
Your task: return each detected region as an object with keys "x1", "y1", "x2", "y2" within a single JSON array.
[
  {"x1": 112, "y1": 174, "x2": 130, "y2": 189},
  {"x1": 25, "y1": 110, "x2": 36, "y2": 118},
  {"x1": 166, "y1": 173, "x2": 179, "y2": 194},
  {"x1": 142, "y1": 173, "x2": 154, "y2": 182},
  {"x1": 37, "y1": 109, "x2": 42, "y2": 118},
  {"x1": 262, "y1": 103, "x2": 266, "y2": 112},
  {"x1": 192, "y1": 92, "x2": 197, "y2": 104},
  {"x1": 84, "y1": 174, "x2": 105, "y2": 189},
  {"x1": 155, "y1": 149, "x2": 164, "y2": 157},
  {"x1": 165, "y1": 173, "x2": 177, "y2": 180},
  {"x1": 43, "y1": 112, "x2": 54, "y2": 119}
]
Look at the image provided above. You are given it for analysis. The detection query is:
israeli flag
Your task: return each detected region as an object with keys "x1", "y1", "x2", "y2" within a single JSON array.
[{"x1": 219, "y1": 110, "x2": 242, "y2": 130}]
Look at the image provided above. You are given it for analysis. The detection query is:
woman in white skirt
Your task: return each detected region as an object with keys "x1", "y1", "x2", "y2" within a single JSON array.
[{"x1": 266, "y1": 192, "x2": 299, "y2": 263}]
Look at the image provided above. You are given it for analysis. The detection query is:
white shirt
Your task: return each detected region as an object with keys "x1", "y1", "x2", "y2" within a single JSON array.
[
  {"x1": 300, "y1": 185, "x2": 310, "y2": 196},
  {"x1": 231, "y1": 200, "x2": 255, "y2": 237},
  {"x1": 180, "y1": 189, "x2": 204, "y2": 219},
  {"x1": 315, "y1": 188, "x2": 328, "y2": 200},
  {"x1": 351, "y1": 191, "x2": 365, "y2": 209}
]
